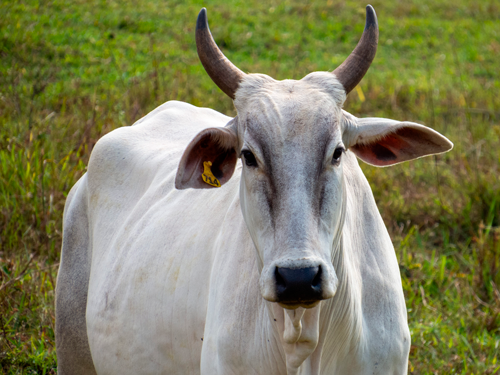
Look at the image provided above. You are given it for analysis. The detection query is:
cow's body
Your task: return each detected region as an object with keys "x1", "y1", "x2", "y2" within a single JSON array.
[
  {"x1": 56, "y1": 7, "x2": 453, "y2": 374},
  {"x1": 56, "y1": 100, "x2": 409, "y2": 375}
]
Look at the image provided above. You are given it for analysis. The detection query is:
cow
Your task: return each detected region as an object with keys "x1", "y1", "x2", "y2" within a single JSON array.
[{"x1": 55, "y1": 5, "x2": 453, "y2": 375}]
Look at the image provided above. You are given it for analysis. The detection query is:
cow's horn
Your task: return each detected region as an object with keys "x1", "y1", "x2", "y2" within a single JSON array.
[
  {"x1": 196, "y1": 8, "x2": 246, "y2": 100},
  {"x1": 332, "y1": 5, "x2": 379, "y2": 94}
]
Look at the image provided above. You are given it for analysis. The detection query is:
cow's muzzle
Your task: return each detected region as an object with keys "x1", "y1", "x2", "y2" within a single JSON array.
[{"x1": 260, "y1": 258, "x2": 338, "y2": 307}]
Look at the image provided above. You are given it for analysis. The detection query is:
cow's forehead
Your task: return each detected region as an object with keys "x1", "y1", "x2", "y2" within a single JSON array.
[{"x1": 234, "y1": 72, "x2": 346, "y2": 145}]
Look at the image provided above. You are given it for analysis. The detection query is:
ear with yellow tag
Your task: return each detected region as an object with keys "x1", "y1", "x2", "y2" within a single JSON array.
[
  {"x1": 175, "y1": 126, "x2": 238, "y2": 190},
  {"x1": 201, "y1": 161, "x2": 221, "y2": 187}
]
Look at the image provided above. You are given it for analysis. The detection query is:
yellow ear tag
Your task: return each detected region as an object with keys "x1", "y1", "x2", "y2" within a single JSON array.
[{"x1": 202, "y1": 161, "x2": 221, "y2": 187}]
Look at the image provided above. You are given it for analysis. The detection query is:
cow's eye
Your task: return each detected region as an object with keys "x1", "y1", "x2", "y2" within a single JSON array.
[
  {"x1": 332, "y1": 147, "x2": 344, "y2": 164},
  {"x1": 241, "y1": 150, "x2": 258, "y2": 167}
]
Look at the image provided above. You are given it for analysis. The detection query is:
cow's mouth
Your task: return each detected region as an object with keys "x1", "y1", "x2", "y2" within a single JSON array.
[{"x1": 278, "y1": 300, "x2": 321, "y2": 310}]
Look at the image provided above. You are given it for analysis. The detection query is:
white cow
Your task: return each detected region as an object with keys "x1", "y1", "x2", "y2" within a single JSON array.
[{"x1": 55, "y1": 6, "x2": 452, "y2": 375}]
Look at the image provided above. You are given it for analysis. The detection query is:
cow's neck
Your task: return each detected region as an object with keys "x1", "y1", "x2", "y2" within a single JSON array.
[{"x1": 318, "y1": 237, "x2": 363, "y2": 370}]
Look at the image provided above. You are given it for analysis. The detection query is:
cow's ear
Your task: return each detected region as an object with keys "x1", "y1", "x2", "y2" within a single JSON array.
[
  {"x1": 344, "y1": 116, "x2": 453, "y2": 167},
  {"x1": 175, "y1": 126, "x2": 239, "y2": 189}
]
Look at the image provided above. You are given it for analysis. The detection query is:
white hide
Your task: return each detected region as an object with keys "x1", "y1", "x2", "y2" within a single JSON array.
[{"x1": 57, "y1": 72, "x2": 452, "y2": 374}]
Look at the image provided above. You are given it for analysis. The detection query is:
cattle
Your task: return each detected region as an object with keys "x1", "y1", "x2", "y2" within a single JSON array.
[{"x1": 55, "y1": 5, "x2": 453, "y2": 375}]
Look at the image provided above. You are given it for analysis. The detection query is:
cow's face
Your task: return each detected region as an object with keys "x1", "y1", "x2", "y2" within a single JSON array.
[
  {"x1": 175, "y1": 6, "x2": 453, "y2": 309},
  {"x1": 234, "y1": 73, "x2": 346, "y2": 307},
  {"x1": 176, "y1": 69, "x2": 452, "y2": 308}
]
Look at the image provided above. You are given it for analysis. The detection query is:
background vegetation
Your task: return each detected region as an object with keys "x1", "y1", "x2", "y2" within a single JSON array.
[{"x1": 0, "y1": 0, "x2": 499, "y2": 373}]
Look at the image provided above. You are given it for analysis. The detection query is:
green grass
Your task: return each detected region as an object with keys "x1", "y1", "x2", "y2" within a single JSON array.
[{"x1": 0, "y1": 0, "x2": 499, "y2": 373}]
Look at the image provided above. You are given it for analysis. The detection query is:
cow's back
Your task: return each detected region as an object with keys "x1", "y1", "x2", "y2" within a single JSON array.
[{"x1": 56, "y1": 101, "x2": 245, "y2": 374}]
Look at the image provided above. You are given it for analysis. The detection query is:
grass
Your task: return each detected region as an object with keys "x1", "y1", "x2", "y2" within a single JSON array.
[{"x1": 0, "y1": 0, "x2": 499, "y2": 373}]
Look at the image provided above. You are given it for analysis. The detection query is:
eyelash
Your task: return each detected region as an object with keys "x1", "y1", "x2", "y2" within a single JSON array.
[
  {"x1": 241, "y1": 150, "x2": 258, "y2": 167},
  {"x1": 332, "y1": 147, "x2": 345, "y2": 164}
]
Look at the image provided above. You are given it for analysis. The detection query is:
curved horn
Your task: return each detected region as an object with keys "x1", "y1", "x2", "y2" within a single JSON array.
[
  {"x1": 332, "y1": 5, "x2": 379, "y2": 94},
  {"x1": 196, "y1": 8, "x2": 246, "y2": 99}
]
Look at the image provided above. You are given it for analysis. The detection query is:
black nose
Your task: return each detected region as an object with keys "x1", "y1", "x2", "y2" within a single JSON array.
[{"x1": 275, "y1": 266, "x2": 323, "y2": 304}]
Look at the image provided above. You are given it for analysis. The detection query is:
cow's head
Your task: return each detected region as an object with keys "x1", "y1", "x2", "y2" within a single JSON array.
[{"x1": 176, "y1": 7, "x2": 452, "y2": 310}]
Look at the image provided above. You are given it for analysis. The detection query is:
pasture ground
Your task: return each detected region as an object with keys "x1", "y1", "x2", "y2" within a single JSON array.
[{"x1": 0, "y1": 0, "x2": 499, "y2": 373}]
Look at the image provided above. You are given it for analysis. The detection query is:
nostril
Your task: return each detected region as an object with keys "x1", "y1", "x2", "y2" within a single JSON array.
[
  {"x1": 311, "y1": 265, "x2": 322, "y2": 288},
  {"x1": 275, "y1": 267, "x2": 286, "y2": 293}
]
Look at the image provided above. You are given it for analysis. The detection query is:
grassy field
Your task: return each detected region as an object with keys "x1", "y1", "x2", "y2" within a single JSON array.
[{"x1": 0, "y1": 0, "x2": 499, "y2": 373}]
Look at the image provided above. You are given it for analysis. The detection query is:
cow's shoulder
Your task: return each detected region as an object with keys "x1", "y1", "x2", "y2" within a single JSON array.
[{"x1": 86, "y1": 101, "x2": 232, "y2": 193}]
